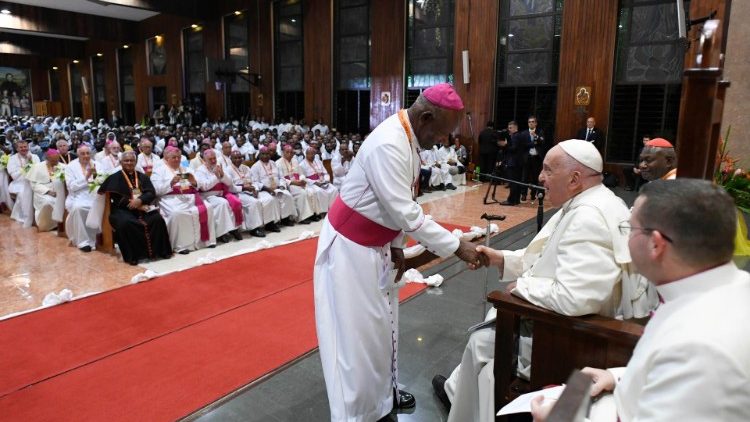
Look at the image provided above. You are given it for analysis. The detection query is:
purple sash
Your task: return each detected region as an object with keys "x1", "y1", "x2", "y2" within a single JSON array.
[
  {"x1": 169, "y1": 186, "x2": 210, "y2": 242},
  {"x1": 307, "y1": 174, "x2": 321, "y2": 181},
  {"x1": 209, "y1": 183, "x2": 243, "y2": 227}
]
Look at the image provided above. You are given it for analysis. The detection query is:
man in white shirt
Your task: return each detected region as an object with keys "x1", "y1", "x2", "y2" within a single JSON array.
[
  {"x1": 136, "y1": 137, "x2": 161, "y2": 176},
  {"x1": 182, "y1": 130, "x2": 200, "y2": 157},
  {"x1": 7, "y1": 139, "x2": 40, "y2": 226},
  {"x1": 27, "y1": 148, "x2": 66, "y2": 231},
  {"x1": 532, "y1": 179, "x2": 750, "y2": 422},
  {"x1": 64, "y1": 145, "x2": 99, "y2": 252},
  {"x1": 314, "y1": 84, "x2": 486, "y2": 421}
]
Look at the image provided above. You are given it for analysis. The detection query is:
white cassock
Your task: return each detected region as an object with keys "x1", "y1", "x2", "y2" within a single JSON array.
[
  {"x1": 27, "y1": 162, "x2": 66, "y2": 232},
  {"x1": 0, "y1": 155, "x2": 14, "y2": 210},
  {"x1": 8, "y1": 153, "x2": 40, "y2": 227},
  {"x1": 96, "y1": 154, "x2": 121, "y2": 175},
  {"x1": 314, "y1": 111, "x2": 459, "y2": 421},
  {"x1": 429, "y1": 145, "x2": 452, "y2": 186},
  {"x1": 439, "y1": 145, "x2": 466, "y2": 186},
  {"x1": 151, "y1": 164, "x2": 216, "y2": 252},
  {"x1": 183, "y1": 139, "x2": 200, "y2": 156},
  {"x1": 227, "y1": 163, "x2": 281, "y2": 227},
  {"x1": 64, "y1": 159, "x2": 99, "y2": 249},
  {"x1": 445, "y1": 184, "x2": 656, "y2": 422},
  {"x1": 596, "y1": 262, "x2": 750, "y2": 422},
  {"x1": 250, "y1": 160, "x2": 298, "y2": 221},
  {"x1": 224, "y1": 163, "x2": 264, "y2": 231},
  {"x1": 195, "y1": 165, "x2": 242, "y2": 238},
  {"x1": 136, "y1": 153, "x2": 162, "y2": 175},
  {"x1": 275, "y1": 157, "x2": 314, "y2": 222},
  {"x1": 217, "y1": 153, "x2": 233, "y2": 170},
  {"x1": 298, "y1": 158, "x2": 337, "y2": 213},
  {"x1": 331, "y1": 156, "x2": 354, "y2": 191},
  {"x1": 189, "y1": 156, "x2": 204, "y2": 171}
]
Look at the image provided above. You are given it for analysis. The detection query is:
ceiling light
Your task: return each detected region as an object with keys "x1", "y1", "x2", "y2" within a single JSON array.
[
  {"x1": 291, "y1": 18, "x2": 296, "y2": 23},
  {"x1": 234, "y1": 10, "x2": 242, "y2": 16},
  {"x1": 123, "y1": 44, "x2": 129, "y2": 49},
  {"x1": 1, "y1": 9, "x2": 11, "y2": 15},
  {"x1": 96, "y1": 53, "x2": 103, "y2": 57},
  {"x1": 191, "y1": 24, "x2": 198, "y2": 28},
  {"x1": 508, "y1": 33, "x2": 514, "y2": 37},
  {"x1": 52, "y1": 66, "x2": 58, "y2": 70},
  {"x1": 73, "y1": 60, "x2": 79, "y2": 64}
]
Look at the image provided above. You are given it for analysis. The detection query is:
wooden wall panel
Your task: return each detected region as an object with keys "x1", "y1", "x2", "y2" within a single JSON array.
[
  {"x1": 304, "y1": 0, "x2": 333, "y2": 125},
  {"x1": 453, "y1": 0, "x2": 500, "y2": 161},
  {"x1": 85, "y1": 40, "x2": 123, "y2": 120},
  {"x1": 249, "y1": 0, "x2": 275, "y2": 120},
  {"x1": 555, "y1": 0, "x2": 619, "y2": 146},
  {"x1": 369, "y1": 0, "x2": 406, "y2": 130}
]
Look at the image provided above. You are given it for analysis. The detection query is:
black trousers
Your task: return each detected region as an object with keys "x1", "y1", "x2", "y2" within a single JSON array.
[
  {"x1": 479, "y1": 153, "x2": 497, "y2": 182},
  {"x1": 506, "y1": 166, "x2": 522, "y2": 204},
  {"x1": 522, "y1": 155, "x2": 543, "y2": 200}
]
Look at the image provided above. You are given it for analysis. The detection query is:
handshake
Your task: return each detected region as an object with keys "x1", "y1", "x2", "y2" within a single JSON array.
[{"x1": 454, "y1": 240, "x2": 503, "y2": 270}]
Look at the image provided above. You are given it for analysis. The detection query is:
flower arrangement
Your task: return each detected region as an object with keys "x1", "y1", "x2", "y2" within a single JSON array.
[
  {"x1": 0, "y1": 154, "x2": 8, "y2": 171},
  {"x1": 22, "y1": 161, "x2": 32, "y2": 176},
  {"x1": 88, "y1": 172, "x2": 109, "y2": 193},
  {"x1": 714, "y1": 127, "x2": 750, "y2": 213},
  {"x1": 52, "y1": 165, "x2": 65, "y2": 182}
]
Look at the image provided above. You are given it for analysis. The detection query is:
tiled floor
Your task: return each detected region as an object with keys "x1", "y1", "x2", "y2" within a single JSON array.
[{"x1": 0, "y1": 182, "x2": 544, "y2": 319}]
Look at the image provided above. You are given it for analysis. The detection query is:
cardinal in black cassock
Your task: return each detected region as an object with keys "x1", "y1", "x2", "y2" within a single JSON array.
[{"x1": 98, "y1": 151, "x2": 172, "y2": 265}]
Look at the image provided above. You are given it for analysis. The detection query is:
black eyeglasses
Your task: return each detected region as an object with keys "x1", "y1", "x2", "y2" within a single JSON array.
[{"x1": 618, "y1": 221, "x2": 673, "y2": 243}]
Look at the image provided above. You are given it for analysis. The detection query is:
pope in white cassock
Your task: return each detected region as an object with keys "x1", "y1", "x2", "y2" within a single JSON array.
[
  {"x1": 64, "y1": 146, "x2": 99, "y2": 252},
  {"x1": 7, "y1": 140, "x2": 40, "y2": 227},
  {"x1": 27, "y1": 149, "x2": 66, "y2": 232},
  {"x1": 531, "y1": 179, "x2": 750, "y2": 422},
  {"x1": 151, "y1": 146, "x2": 216, "y2": 253},
  {"x1": 314, "y1": 83, "x2": 486, "y2": 422}
]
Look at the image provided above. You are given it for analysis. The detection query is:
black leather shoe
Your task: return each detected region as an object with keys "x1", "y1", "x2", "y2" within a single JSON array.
[
  {"x1": 394, "y1": 390, "x2": 416, "y2": 409},
  {"x1": 178, "y1": 249, "x2": 190, "y2": 255},
  {"x1": 218, "y1": 234, "x2": 230, "y2": 243},
  {"x1": 231, "y1": 229, "x2": 243, "y2": 241},
  {"x1": 432, "y1": 375, "x2": 451, "y2": 411},
  {"x1": 281, "y1": 217, "x2": 295, "y2": 227},
  {"x1": 446, "y1": 183, "x2": 457, "y2": 190},
  {"x1": 250, "y1": 228, "x2": 266, "y2": 238},
  {"x1": 499, "y1": 200, "x2": 518, "y2": 206},
  {"x1": 79, "y1": 245, "x2": 92, "y2": 253},
  {"x1": 265, "y1": 222, "x2": 281, "y2": 233}
]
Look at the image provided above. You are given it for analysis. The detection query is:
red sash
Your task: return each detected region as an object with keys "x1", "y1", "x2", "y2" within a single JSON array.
[
  {"x1": 328, "y1": 196, "x2": 400, "y2": 247},
  {"x1": 169, "y1": 186, "x2": 210, "y2": 242},
  {"x1": 208, "y1": 183, "x2": 243, "y2": 227}
]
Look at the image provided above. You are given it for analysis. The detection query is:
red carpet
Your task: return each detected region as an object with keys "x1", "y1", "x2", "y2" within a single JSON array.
[{"x1": 0, "y1": 222, "x2": 467, "y2": 421}]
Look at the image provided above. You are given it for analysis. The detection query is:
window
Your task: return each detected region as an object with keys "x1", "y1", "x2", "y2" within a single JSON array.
[
  {"x1": 69, "y1": 63, "x2": 83, "y2": 118},
  {"x1": 334, "y1": 0, "x2": 370, "y2": 134},
  {"x1": 91, "y1": 55, "x2": 107, "y2": 121},
  {"x1": 607, "y1": 0, "x2": 687, "y2": 162},
  {"x1": 275, "y1": 0, "x2": 304, "y2": 123},
  {"x1": 183, "y1": 25, "x2": 206, "y2": 123},
  {"x1": 117, "y1": 46, "x2": 135, "y2": 125},
  {"x1": 49, "y1": 69, "x2": 60, "y2": 102},
  {"x1": 406, "y1": 0, "x2": 455, "y2": 103},
  {"x1": 224, "y1": 11, "x2": 250, "y2": 119},
  {"x1": 495, "y1": 0, "x2": 563, "y2": 135}
]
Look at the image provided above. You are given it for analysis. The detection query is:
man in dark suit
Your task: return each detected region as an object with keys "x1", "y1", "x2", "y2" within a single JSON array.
[
  {"x1": 576, "y1": 117, "x2": 604, "y2": 150},
  {"x1": 478, "y1": 121, "x2": 500, "y2": 182},
  {"x1": 500, "y1": 121, "x2": 525, "y2": 206},
  {"x1": 519, "y1": 115, "x2": 550, "y2": 202}
]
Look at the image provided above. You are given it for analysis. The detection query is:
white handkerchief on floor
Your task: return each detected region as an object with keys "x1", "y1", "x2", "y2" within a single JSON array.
[
  {"x1": 42, "y1": 288, "x2": 74, "y2": 307},
  {"x1": 497, "y1": 385, "x2": 565, "y2": 416}
]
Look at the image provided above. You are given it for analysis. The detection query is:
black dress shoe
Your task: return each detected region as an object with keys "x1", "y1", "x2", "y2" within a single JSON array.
[
  {"x1": 178, "y1": 249, "x2": 190, "y2": 255},
  {"x1": 499, "y1": 200, "x2": 518, "y2": 206},
  {"x1": 250, "y1": 228, "x2": 266, "y2": 237},
  {"x1": 218, "y1": 234, "x2": 230, "y2": 243},
  {"x1": 281, "y1": 217, "x2": 295, "y2": 227},
  {"x1": 298, "y1": 217, "x2": 311, "y2": 224},
  {"x1": 394, "y1": 390, "x2": 416, "y2": 409},
  {"x1": 231, "y1": 230, "x2": 243, "y2": 241},
  {"x1": 79, "y1": 245, "x2": 92, "y2": 253},
  {"x1": 432, "y1": 375, "x2": 451, "y2": 410},
  {"x1": 310, "y1": 214, "x2": 322, "y2": 222},
  {"x1": 446, "y1": 183, "x2": 457, "y2": 190},
  {"x1": 265, "y1": 222, "x2": 281, "y2": 233}
]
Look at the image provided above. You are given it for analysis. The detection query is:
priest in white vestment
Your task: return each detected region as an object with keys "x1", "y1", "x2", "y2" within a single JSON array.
[
  {"x1": 532, "y1": 179, "x2": 750, "y2": 422},
  {"x1": 151, "y1": 146, "x2": 216, "y2": 253},
  {"x1": 250, "y1": 147, "x2": 299, "y2": 223},
  {"x1": 439, "y1": 140, "x2": 658, "y2": 422},
  {"x1": 275, "y1": 145, "x2": 315, "y2": 224},
  {"x1": 64, "y1": 146, "x2": 99, "y2": 252},
  {"x1": 136, "y1": 138, "x2": 162, "y2": 176},
  {"x1": 27, "y1": 149, "x2": 66, "y2": 232},
  {"x1": 96, "y1": 140, "x2": 122, "y2": 174},
  {"x1": 314, "y1": 84, "x2": 485, "y2": 421},
  {"x1": 331, "y1": 145, "x2": 354, "y2": 191},
  {"x1": 195, "y1": 149, "x2": 244, "y2": 243},
  {"x1": 298, "y1": 147, "x2": 337, "y2": 215},
  {"x1": 226, "y1": 150, "x2": 279, "y2": 236},
  {"x1": 7, "y1": 139, "x2": 40, "y2": 227}
]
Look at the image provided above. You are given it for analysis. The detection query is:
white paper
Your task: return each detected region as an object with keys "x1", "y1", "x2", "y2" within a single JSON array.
[{"x1": 497, "y1": 385, "x2": 565, "y2": 416}]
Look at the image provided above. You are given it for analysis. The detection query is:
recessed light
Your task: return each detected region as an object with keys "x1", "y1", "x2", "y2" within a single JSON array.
[
  {"x1": 72, "y1": 60, "x2": 79, "y2": 64},
  {"x1": 1, "y1": 9, "x2": 11, "y2": 15},
  {"x1": 291, "y1": 18, "x2": 296, "y2": 23},
  {"x1": 234, "y1": 10, "x2": 241, "y2": 15},
  {"x1": 508, "y1": 33, "x2": 514, "y2": 37},
  {"x1": 123, "y1": 44, "x2": 130, "y2": 49},
  {"x1": 52, "y1": 66, "x2": 58, "y2": 70},
  {"x1": 96, "y1": 53, "x2": 103, "y2": 57},
  {"x1": 191, "y1": 24, "x2": 198, "y2": 29}
]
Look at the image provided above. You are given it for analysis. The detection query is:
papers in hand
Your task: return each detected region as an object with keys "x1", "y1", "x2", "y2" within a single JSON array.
[{"x1": 497, "y1": 385, "x2": 565, "y2": 416}]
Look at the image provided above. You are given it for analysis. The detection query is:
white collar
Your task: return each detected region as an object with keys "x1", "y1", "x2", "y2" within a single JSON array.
[{"x1": 657, "y1": 261, "x2": 741, "y2": 303}]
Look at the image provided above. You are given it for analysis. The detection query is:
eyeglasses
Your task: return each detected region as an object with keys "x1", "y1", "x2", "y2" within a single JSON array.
[{"x1": 618, "y1": 221, "x2": 673, "y2": 243}]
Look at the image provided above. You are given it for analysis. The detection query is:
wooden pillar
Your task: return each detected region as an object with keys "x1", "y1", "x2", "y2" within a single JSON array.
[
  {"x1": 369, "y1": 0, "x2": 406, "y2": 130},
  {"x1": 303, "y1": 0, "x2": 333, "y2": 125},
  {"x1": 452, "y1": 0, "x2": 500, "y2": 163},
  {"x1": 554, "y1": 0, "x2": 619, "y2": 146}
]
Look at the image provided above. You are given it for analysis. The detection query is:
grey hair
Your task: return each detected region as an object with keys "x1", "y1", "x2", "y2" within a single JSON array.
[{"x1": 120, "y1": 150, "x2": 137, "y2": 161}]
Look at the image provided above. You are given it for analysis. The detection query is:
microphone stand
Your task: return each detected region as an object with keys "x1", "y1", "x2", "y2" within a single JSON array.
[{"x1": 477, "y1": 172, "x2": 547, "y2": 233}]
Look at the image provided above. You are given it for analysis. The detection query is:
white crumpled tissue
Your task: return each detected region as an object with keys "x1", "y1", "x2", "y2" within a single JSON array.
[
  {"x1": 403, "y1": 268, "x2": 444, "y2": 287},
  {"x1": 130, "y1": 269, "x2": 158, "y2": 284},
  {"x1": 42, "y1": 289, "x2": 74, "y2": 307}
]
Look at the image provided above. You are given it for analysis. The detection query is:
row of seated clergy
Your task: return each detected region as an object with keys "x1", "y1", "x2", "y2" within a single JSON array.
[{"x1": 420, "y1": 143, "x2": 466, "y2": 190}]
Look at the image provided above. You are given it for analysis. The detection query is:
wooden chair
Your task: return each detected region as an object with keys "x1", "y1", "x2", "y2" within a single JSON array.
[
  {"x1": 488, "y1": 290, "x2": 644, "y2": 418},
  {"x1": 97, "y1": 192, "x2": 116, "y2": 255}
]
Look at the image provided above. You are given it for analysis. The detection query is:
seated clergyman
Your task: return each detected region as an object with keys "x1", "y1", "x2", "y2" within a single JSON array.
[
  {"x1": 227, "y1": 150, "x2": 284, "y2": 236},
  {"x1": 64, "y1": 145, "x2": 99, "y2": 252},
  {"x1": 27, "y1": 148, "x2": 66, "y2": 232},
  {"x1": 98, "y1": 151, "x2": 172, "y2": 265},
  {"x1": 195, "y1": 149, "x2": 244, "y2": 243}
]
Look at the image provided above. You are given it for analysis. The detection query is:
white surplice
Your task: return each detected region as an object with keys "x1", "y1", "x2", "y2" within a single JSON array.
[
  {"x1": 27, "y1": 162, "x2": 66, "y2": 232},
  {"x1": 7, "y1": 153, "x2": 40, "y2": 227},
  {"x1": 275, "y1": 157, "x2": 314, "y2": 222},
  {"x1": 331, "y1": 155, "x2": 354, "y2": 191},
  {"x1": 314, "y1": 112, "x2": 459, "y2": 422},
  {"x1": 250, "y1": 159, "x2": 298, "y2": 221},
  {"x1": 195, "y1": 164, "x2": 241, "y2": 238},
  {"x1": 298, "y1": 158, "x2": 337, "y2": 213},
  {"x1": 136, "y1": 153, "x2": 162, "y2": 174},
  {"x1": 95, "y1": 153, "x2": 121, "y2": 175},
  {"x1": 64, "y1": 159, "x2": 99, "y2": 248},
  {"x1": 151, "y1": 164, "x2": 216, "y2": 252}
]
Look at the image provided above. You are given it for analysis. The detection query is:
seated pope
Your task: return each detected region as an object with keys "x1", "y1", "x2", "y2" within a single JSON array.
[{"x1": 98, "y1": 151, "x2": 172, "y2": 265}]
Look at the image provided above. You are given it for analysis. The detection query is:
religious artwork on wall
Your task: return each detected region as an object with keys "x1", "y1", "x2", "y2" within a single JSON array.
[
  {"x1": 380, "y1": 91, "x2": 391, "y2": 107},
  {"x1": 575, "y1": 86, "x2": 591, "y2": 106},
  {"x1": 0, "y1": 67, "x2": 33, "y2": 117},
  {"x1": 147, "y1": 35, "x2": 167, "y2": 76}
]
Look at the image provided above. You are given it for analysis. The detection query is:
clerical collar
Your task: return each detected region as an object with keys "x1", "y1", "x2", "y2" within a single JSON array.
[{"x1": 656, "y1": 261, "x2": 741, "y2": 303}]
